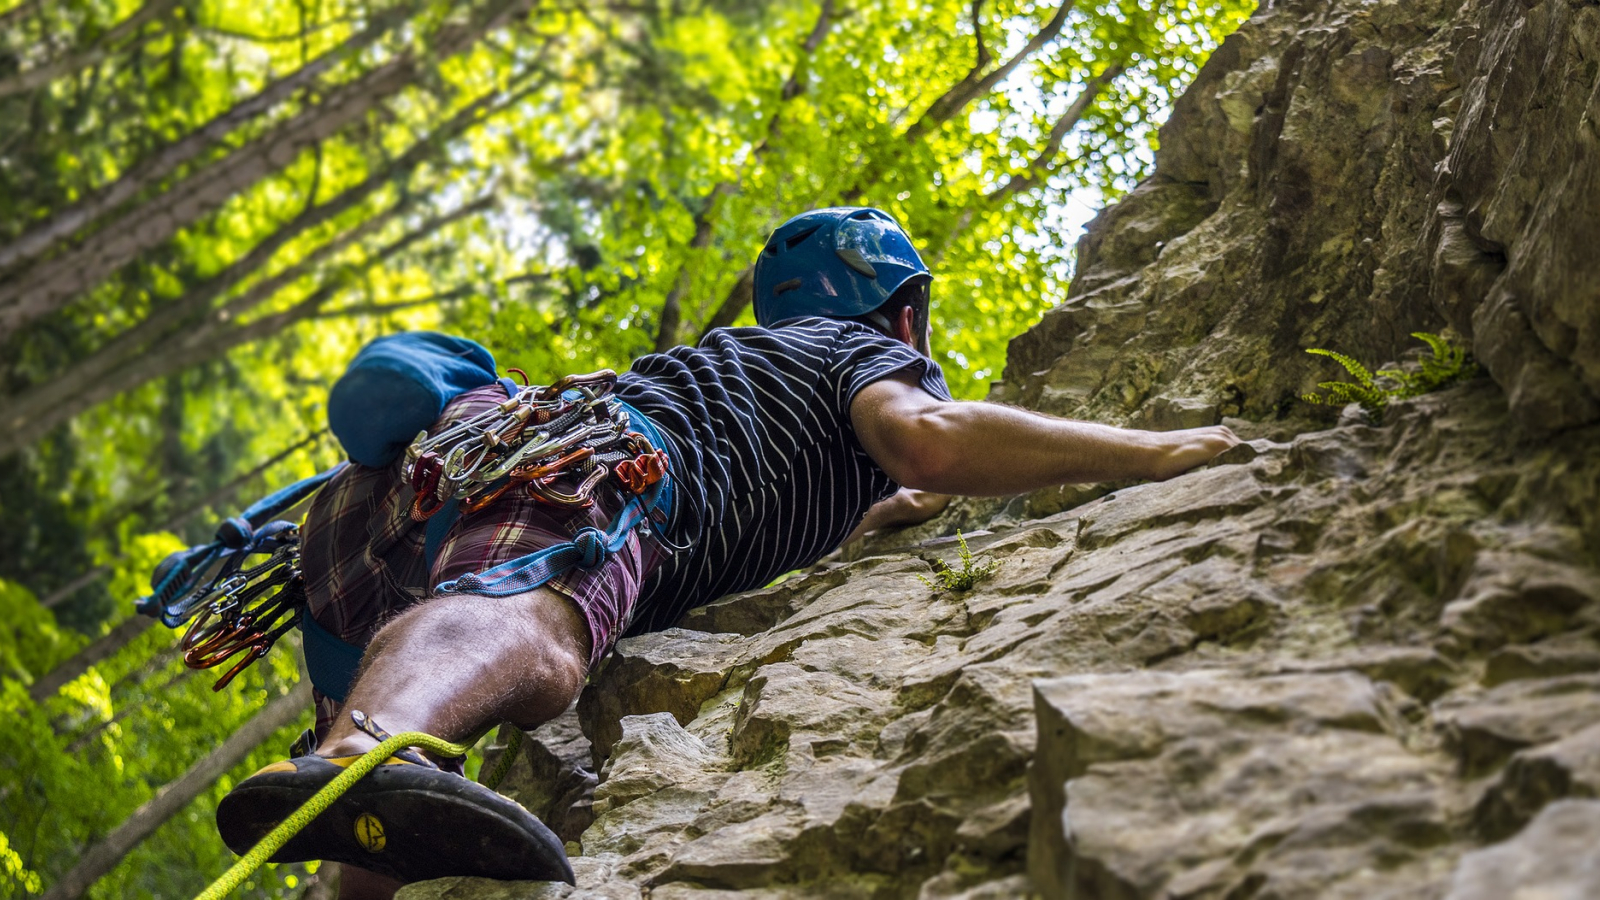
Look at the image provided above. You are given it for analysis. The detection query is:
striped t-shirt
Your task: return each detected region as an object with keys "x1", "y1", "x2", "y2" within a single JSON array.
[{"x1": 614, "y1": 317, "x2": 951, "y2": 633}]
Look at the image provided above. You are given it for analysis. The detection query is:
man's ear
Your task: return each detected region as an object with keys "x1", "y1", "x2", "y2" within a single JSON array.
[{"x1": 894, "y1": 306, "x2": 916, "y2": 347}]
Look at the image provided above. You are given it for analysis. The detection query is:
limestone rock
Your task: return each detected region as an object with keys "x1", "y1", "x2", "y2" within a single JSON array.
[
  {"x1": 1445, "y1": 800, "x2": 1600, "y2": 900},
  {"x1": 1029, "y1": 670, "x2": 1454, "y2": 900},
  {"x1": 485, "y1": 707, "x2": 598, "y2": 845},
  {"x1": 409, "y1": 0, "x2": 1600, "y2": 895}
]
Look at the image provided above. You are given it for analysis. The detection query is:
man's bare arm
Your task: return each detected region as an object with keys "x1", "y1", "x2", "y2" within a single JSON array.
[
  {"x1": 850, "y1": 375, "x2": 1238, "y2": 495},
  {"x1": 841, "y1": 488, "x2": 952, "y2": 546}
]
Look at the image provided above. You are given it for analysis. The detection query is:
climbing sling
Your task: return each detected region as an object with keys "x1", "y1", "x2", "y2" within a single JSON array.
[{"x1": 137, "y1": 332, "x2": 676, "y2": 699}]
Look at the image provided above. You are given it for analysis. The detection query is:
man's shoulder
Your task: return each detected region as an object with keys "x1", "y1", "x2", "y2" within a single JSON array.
[{"x1": 699, "y1": 317, "x2": 893, "y2": 350}]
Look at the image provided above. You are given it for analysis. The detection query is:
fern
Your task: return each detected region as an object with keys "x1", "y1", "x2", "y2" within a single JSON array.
[
  {"x1": 920, "y1": 531, "x2": 1001, "y2": 593},
  {"x1": 1302, "y1": 332, "x2": 1477, "y2": 424},
  {"x1": 1305, "y1": 348, "x2": 1376, "y2": 389}
]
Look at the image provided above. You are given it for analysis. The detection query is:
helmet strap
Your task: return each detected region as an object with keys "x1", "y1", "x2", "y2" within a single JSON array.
[{"x1": 861, "y1": 309, "x2": 896, "y2": 335}]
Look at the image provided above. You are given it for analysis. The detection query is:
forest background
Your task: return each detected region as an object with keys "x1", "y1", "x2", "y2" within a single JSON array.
[{"x1": 0, "y1": 0, "x2": 1251, "y2": 897}]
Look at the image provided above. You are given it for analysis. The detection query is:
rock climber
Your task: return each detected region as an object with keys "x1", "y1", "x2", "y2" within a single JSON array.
[{"x1": 215, "y1": 206, "x2": 1239, "y2": 898}]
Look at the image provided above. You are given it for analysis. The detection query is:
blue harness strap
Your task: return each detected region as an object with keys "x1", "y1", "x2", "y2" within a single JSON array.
[{"x1": 434, "y1": 481, "x2": 665, "y2": 597}]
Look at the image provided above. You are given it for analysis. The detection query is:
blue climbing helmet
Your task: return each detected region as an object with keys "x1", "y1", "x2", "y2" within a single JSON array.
[{"x1": 753, "y1": 207, "x2": 931, "y2": 328}]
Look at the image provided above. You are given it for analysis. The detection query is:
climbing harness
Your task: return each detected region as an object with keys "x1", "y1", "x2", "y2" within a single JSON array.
[
  {"x1": 137, "y1": 351, "x2": 677, "y2": 695},
  {"x1": 301, "y1": 382, "x2": 679, "y2": 701}
]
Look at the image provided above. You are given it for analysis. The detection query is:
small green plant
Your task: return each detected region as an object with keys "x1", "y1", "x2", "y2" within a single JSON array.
[
  {"x1": 1302, "y1": 332, "x2": 1478, "y2": 424},
  {"x1": 920, "y1": 531, "x2": 1001, "y2": 592}
]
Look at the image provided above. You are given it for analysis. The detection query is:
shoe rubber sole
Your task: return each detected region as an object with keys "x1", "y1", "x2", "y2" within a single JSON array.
[{"x1": 215, "y1": 756, "x2": 574, "y2": 884}]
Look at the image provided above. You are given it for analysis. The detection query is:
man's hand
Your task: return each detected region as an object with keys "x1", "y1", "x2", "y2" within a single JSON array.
[
  {"x1": 842, "y1": 488, "x2": 952, "y2": 546},
  {"x1": 1148, "y1": 426, "x2": 1241, "y2": 481}
]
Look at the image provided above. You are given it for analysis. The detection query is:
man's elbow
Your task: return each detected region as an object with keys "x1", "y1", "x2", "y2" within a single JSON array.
[{"x1": 878, "y1": 410, "x2": 963, "y2": 491}]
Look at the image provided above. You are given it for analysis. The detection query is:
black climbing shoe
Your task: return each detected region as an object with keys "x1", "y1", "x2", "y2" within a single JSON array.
[{"x1": 215, "y1": 754, "x2": 574, "y2": 885}]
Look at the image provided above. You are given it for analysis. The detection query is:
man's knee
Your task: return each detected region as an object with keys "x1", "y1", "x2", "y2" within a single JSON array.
[{"x1": 376, "y1": 589, "x2": 591, "y2": 684}]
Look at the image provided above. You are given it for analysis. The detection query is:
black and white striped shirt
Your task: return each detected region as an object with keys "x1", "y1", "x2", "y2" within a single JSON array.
[{"x1": 615, "y1": 317, "x2": 952, "y2": 634}]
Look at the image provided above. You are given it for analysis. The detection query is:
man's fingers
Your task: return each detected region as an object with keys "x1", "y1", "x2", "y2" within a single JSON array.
[{"x1": 1154, "y1": 426, "x2": 1242, "y2": 480}]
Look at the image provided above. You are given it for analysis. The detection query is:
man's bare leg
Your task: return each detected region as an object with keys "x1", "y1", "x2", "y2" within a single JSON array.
[
  {"x1": 316, "y1": 586, "x2": 592, "y2": 759},
  {"x1": 309, "y1": 587, "x2": 592, "y2": 900},
  {"x1": 329, "y1": 865, "x2": 399, "y2": 900}
]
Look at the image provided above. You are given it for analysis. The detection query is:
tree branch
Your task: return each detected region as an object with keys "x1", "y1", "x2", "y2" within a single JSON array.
[
  {"x1": 780, "y1": 0, "x2": 835, "y2": 101},
  {"x1": 193, "y1": 14, "x2": 362, "y2": 44},
  {"x1": 0, "y1": 0, "x2": 419, "y2": 274},
  {"x1": 903, "y1": 0, "x2": 1075, "y2": 143},
  {"x1": 310, "y1": 271, "x2": 552, "y2": 320},
  {"x1": 987, "y1": 63, "x2": 1123, "y2": 201},
  {"x1": 0, "y1": 0, "x2": 181, "y2": 99}
]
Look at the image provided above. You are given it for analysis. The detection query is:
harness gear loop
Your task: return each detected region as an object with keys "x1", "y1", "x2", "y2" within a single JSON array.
[{"x1": 403, "y1": 369, "x2": 656, "y2": 521}]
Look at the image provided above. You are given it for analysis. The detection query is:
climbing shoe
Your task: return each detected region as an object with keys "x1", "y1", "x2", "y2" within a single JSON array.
[{"x1": 215, "y1": 753, "x2": 574, "y2": 885}]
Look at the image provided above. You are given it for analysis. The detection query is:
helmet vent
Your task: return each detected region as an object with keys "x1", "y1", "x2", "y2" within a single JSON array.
[
  {"x1": 773, "y1": 278, "x2": 803, "y2": 296},
  {"x1": 784, "y1": 226, "x2": 821, "y2": 249},
  {"x1": 835, "y1": 247, "x2": 878, "y2": 278}
]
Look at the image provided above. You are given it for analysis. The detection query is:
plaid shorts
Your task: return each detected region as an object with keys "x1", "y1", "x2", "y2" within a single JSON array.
[{"x1": 299, "y1": 385, "x2": 663, "y2": 740}]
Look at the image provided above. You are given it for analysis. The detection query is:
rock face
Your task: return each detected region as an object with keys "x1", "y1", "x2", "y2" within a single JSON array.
[{"x1": 397, "y1": 0, "x2": 1600, "y2": 897}]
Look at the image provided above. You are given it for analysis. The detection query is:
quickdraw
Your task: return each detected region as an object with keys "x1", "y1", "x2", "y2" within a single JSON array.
[
  {"x1": 404, "y1": 369, "x2": 669, "y2": 522},
  {"x1": 145, "y1": 516, "x2": 319, "y2": 692}
]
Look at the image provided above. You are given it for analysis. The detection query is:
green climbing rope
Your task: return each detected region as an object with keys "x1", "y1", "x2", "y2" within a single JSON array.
[
  {"x1": 479, "y1": 723, "x2": 525, "y2": 792},
  {"x1": 193, "y1": 731, "x2": 472, "y2": 900}
]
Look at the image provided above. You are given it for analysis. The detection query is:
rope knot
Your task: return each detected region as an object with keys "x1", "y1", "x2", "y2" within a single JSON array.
[{"x1": 572, "y1": 527, "x2": 607, "y2": 569}]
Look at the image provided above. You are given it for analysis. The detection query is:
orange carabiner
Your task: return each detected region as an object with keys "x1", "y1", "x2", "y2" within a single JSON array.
[
  {"x1": 614, "y1": 451, "x2": 668, "y2": 494},
  {"x1": 210, "y1": 643, "x2": 269, "y2": 692}
]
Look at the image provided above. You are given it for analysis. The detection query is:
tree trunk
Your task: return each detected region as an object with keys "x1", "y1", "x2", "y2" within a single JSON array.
[
  {"x1": 0, "y1": 2, "x2": 416, "y2": 274},
  {"x1": 36, "y1": 681, "x2": 312, "y2": 900},
  {"x1": 0, "y1": 0, "x2": 532, "y2": 339},
  {"x1": 28, "y1": 616, "x2": 157, "y2": 704},
  {"x1": 35, "y1": 431, "x2": 322, "y2": 610},
  {"x1": 0, "y1": 0, "x2": 182, "y2": 100},
  {"x1": 662, "y1": 1, "x2": 837, "y2": 346},
  {"x1": 700, "y1": 266, "x2": 755, "y2": 335},
  {"x1": 71, "y1": 198, "x2": 493, "y2": 409},
  {"x1": 654, "y1": 183, "x2": 732, "y2": 352},
  {"x1": 0, "y1": 69, "x2": 541, "y2": 458}
]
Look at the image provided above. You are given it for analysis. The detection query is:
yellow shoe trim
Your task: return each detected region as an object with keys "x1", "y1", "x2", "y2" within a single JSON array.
[{"x1": 354, "y1": 813, "x2": 387, "y2": 853}]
